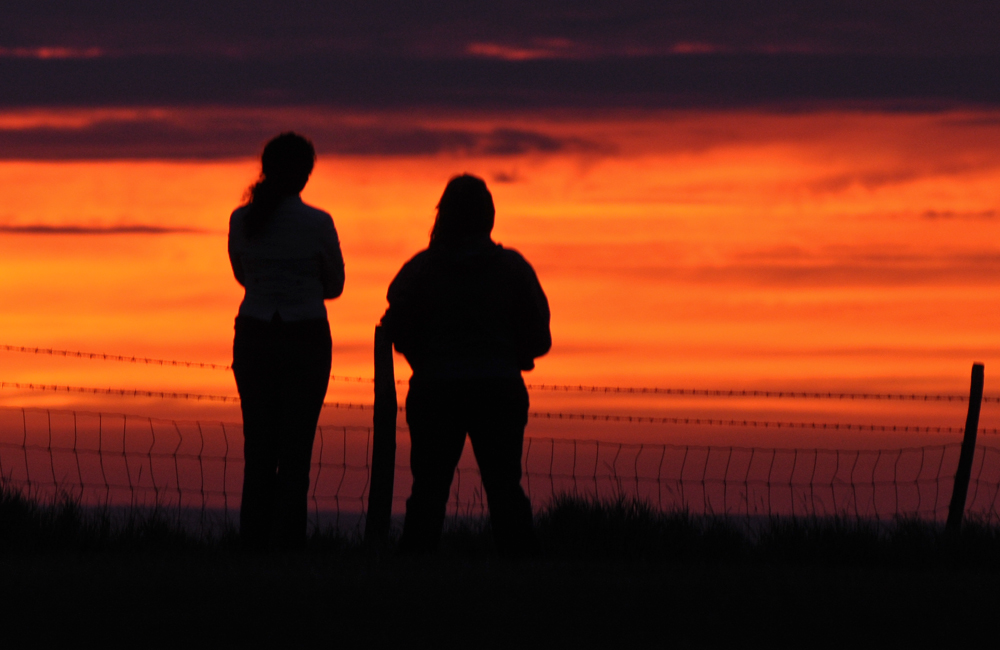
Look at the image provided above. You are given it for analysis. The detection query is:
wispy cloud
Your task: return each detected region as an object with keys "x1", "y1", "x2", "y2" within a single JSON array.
[
  {"x1": 530, "y1": 243, "x2": 1000, "y2": 288},
  {"x1": 466, "y1": 39, "x2": 578, "y2": 61},
  {"x1": 668, "y1": 42, "x2": 724, "y2": 55},
  {"x1": 0, "y1": 46, "x2": 104, "y2": 59},
  {"x1": 0, "y1": 224, "x2": 209, "y2": 235}
]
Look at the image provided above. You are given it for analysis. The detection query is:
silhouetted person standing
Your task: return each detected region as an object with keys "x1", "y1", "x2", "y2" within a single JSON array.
[
  {"x1": 383, "y1": 174, "x2": 551, "y2": 557},
  {"x1": 228, "y1": 133, "x2": 345, "y2": 550}
]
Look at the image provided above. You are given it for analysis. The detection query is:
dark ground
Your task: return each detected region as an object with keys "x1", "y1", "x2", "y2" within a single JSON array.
[
  {"x1": 4, "y1": 552, "x2": 997, "y2": 648},
  {"x1": 3, "y1": 492, "x2": 999, "y2": 647}
]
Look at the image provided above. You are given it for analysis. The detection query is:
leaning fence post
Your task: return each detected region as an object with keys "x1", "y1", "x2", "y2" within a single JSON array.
[
  {"x1": 365, "y1": 324, "x2": 397, "y2": 545},
  {"x1": 946, "y1": 363, "x2": 984, "y2": 534}
]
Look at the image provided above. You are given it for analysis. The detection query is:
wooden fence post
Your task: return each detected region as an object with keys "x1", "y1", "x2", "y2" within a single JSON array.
[
  {"x1": 946, "y1": 363, "x2": 984, "y2": 534},
  {"x1": 365, "y1": 324, "x2": 397, "y2": 545}
]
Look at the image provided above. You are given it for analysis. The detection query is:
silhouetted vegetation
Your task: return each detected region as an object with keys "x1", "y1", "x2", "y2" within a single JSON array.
[
  {"x1": 5, "y1": 483, "x2": 1000, "y2": 568},
  {"x1": 0, "y1": 483, "x2": 209, "y2": 553}
]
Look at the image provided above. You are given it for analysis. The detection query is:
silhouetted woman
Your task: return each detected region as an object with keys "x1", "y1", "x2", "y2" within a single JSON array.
[
  {"x1": 228, "y1": 132, "x2": 345, "y2": 550},
  {"x1": 383, "y1": 174, "x2": 551, "y2": 557}
]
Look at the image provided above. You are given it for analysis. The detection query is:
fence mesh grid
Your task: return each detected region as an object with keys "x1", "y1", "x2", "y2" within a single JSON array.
[{"x1": 3, "y1": 406, "x2": 999, "y2": 533}]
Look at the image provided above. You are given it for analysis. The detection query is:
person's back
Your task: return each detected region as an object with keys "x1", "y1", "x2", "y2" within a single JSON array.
[
  {"x1": 383, "y1": 174, "x2": 550, "y2": 557},
  {"x1": 229, "y1": 196, "x2": 344, "y2": 321},
  {"x1": 385, "y1": 236, "x2": 550, "y2": 380}
]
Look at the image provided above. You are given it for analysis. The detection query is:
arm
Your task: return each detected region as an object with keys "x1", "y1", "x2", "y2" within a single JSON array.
[
  {"x1": 382, "y1": 253, "x2": 427, "y2": 358},
  {"x1": 228, "y1": 212, "x2": 246, "y2": 287},
  {"x1": 516, "y1": 260, "x2": 552, "y2": 367},
  {"x1": 319, "y1": 217, "x2": 346, "y2": 299},
  {"x1": 503, "y1": 251, "x2": 551, "y2": 370}
]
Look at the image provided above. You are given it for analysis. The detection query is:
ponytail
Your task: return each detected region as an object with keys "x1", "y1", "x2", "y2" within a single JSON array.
[{"x1": 241, "y1": 132, "x2": 316, "y2": 238}]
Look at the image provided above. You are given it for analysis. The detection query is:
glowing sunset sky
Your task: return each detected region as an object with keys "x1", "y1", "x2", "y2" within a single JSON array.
[{"x1": 2, "y1": 2, "x2": 1000, "y2": 445}]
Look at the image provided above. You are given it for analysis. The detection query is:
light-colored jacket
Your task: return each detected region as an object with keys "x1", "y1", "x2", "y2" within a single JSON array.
[{"x1": 228, "y1": 196, "x2": 345, "y2": 321}]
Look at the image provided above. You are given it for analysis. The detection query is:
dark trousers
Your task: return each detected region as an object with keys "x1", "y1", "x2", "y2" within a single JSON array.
[
  {"x1": 232, "y1": 314, "x2": 331, "y2": 550},
  {"x1": 400, "y1": 377, "x2": 537, "y2": 557}
]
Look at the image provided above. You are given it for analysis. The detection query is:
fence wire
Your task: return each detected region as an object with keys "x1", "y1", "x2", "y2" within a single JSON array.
[
  {"x1": 5, "y1": 343, "x2": 998, "y2": 402},
  {"x1": 2, "y1": 406, "x2": 998, "y2": 535},
  {"x1": 3, "y1": 381, "x2": 998, "y2": 436}
]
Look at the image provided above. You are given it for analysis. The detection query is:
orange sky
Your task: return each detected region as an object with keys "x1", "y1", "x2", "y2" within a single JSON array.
[{"x1": 2, "y1": 109, "x2": 1000, "y2": 446}]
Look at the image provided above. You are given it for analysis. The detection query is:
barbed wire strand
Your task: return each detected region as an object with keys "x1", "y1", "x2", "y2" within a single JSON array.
[
  {"x1": 3, "y1": 381, "x2": 997, "y2": 435},
  {"x1": 1, "y1": 344, "x2": 233, "y2": 370},
  {"x1": 5, "y1": 344, "x2": 996, "y2": 402}
]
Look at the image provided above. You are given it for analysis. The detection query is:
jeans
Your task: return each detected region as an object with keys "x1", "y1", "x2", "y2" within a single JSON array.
[
  {"x1": 232, "y1": 314, "x2": 331, "y2": 549},
  {"x1": 400, "y1": 377, "x2": 537, "y2": 557}
]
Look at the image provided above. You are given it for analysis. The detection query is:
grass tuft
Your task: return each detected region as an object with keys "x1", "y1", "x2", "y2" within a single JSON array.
[{"x1": 535, "y1": 493, "x2": 747, "y2": 561}]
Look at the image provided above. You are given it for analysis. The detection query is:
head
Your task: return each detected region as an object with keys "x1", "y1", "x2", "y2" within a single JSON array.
[
  {"x1": 259, "y1": 132, "x2": 315, "y2": 194},
  {"x1": 429, "y1": 174, "x2": 495, "y2": 247},
  {"x1": 242, "y1": 132, "x2": 316, "y2": 237}
]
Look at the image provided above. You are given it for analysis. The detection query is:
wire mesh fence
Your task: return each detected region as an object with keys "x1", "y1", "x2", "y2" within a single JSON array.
[{"x1": 3, "y1": 405, "x2": 999, "y2": 534}]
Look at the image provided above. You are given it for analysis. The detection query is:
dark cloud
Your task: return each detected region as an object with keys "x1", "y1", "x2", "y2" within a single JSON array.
[
  {"x1": 4, "y1": 53, "x2": 1000, "y2": 111},
  {"x1": 5, "y1": 1, "x2": 1000, "y2": 58},
  {"x1": 330, "y1": 126, "x2": 606, "y2": 157},
  {"x1": 0, "y1": 224, "x2": 208, "y2": 234},
  {"x1": 2, "y1": 2, "x2": 1000, "y2": 110},
  {"x1": 0, "y1": 112, "x2": 607, "y2": 159},
  {"x1": 922, "y1": 209, "x2": 998, "y2": 219},
  {"x1": 492, "y1": 170, "x2": 522, "y2": 184}
]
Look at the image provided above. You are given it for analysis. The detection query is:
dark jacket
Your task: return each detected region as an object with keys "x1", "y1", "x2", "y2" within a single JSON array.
[{"x1": 383, "y1": 237, "x2": 551, "y2": 379}]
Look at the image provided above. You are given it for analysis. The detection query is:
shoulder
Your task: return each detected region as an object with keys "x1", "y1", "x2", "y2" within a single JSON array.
[
  {"x1": 394, "y1": 249, "x2": 432, "y2": 279},
  {"x1": 495, "y1": 244, "x2": 538, "y2": 277},
  {"x1": 229, "y1": 204, "x2": 249, "y2": 226},
  {"x1": 387, "y1": 249, "x2": 431, "y2": 299},
  {"x1": 299, "y1": 199, "x2": 332, "y2": 220},
  {"x1": 228, "y1": 204, "x2": 249, "y2": 242},
  {"x1": 496, "y1": 244, "x2": 527, "y2": 263},
  {"x1": 281, "y1": 199, "x2": 338, "y2": 244},
  {"x1": 295, "y1": 200, "x2": 336, "y2": 229}
]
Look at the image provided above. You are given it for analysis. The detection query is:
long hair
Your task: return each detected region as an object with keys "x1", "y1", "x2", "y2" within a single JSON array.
[
  {"x1": 429, "y1": 174, "x2": 495, "y2": 247},
  {"x1": 242, "y1": 132, "x2": 316, "y2": 238}
]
